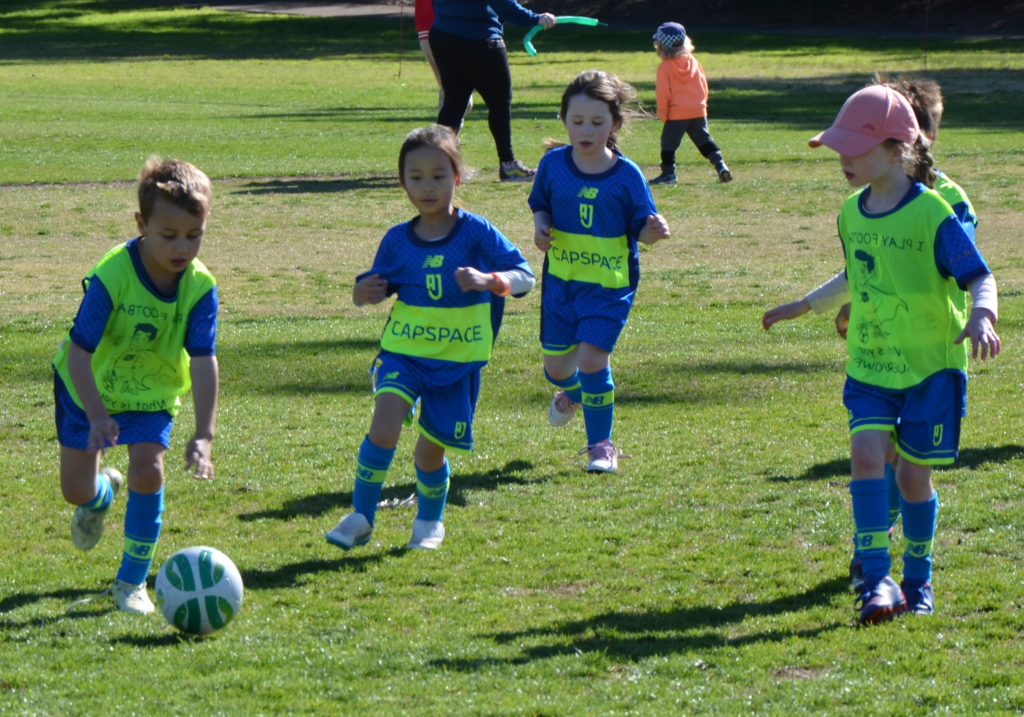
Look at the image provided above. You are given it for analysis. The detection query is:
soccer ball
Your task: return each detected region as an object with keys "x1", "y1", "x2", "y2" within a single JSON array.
[{"x1": 154, "y1": 546, "x2": 244, "y2": 635}]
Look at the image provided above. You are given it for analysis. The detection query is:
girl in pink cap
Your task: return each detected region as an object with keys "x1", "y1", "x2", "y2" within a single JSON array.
[{"x1": 761, "y1": 85, "x2": 1001, "y2": 625}]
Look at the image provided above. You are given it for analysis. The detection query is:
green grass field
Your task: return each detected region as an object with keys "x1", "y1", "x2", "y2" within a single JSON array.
[{"x1": 2, "y1": 2, "x2": 1024, "y2": 714}]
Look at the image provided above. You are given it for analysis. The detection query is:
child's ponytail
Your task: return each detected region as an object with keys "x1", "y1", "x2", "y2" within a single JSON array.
[{"x1": 906, "y1": 135, "x2": 938, "y2": 188}]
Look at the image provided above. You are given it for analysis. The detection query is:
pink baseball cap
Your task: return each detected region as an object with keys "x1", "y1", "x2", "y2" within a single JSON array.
[{"x1": 809, "y1": 85, "x2": 919, "y2": 156}]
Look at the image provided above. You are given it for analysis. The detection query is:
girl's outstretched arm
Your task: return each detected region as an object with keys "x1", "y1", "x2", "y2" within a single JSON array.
[
  {"x1": 955, "y1": 273, "x2": 1000, "y2": 360},
  {"x1": 638, "y1": 214, "x2": 670, "y2": 244},
  {"x1": 762, "y1": 299, "x2": 811, "y2": 331},
  {"x1": 187, "y1": 355, "x2": 218, "y2": 480},
  {"x1": 353, "y1": 273, "x2": 389, "y2": 306}
]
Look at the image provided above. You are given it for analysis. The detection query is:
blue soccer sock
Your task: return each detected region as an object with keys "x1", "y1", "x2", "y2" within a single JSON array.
[
  {"x1": 116, "y1": 489, "x2": 164, "y2": 586},
  {"x1": 579, "y1": 367, "x2": 615, "y2": 446},
  {"x1": 545, "y1": 368, "x2": 582, "y2": 404},
  {"x1": 850, "y1": 478, "x2": 891, "y2": 582},
  {"x1": 886, "y1": 462, "x2": 901, "y2": 529},
  {"x1": 901, "y1": 491, "x2": 939, "y2": 584},
  {"x1": 351, "y1": 436, "x2": 396, "y2": 525},
  {"x1": 79, "y1": 474, "x2": 113, "y2": 512},
  {"x1": 415, "y1": 460, "x2": 450, "y2": 522}
]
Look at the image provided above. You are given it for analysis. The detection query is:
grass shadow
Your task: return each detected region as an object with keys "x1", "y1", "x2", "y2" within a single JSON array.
[
  {"x1": 232, "y1": 175, "x2": 399, "y2": 195},
  {"x1": 947, "y1": 444, "x2": 1024, "y2": 470},
  {"x1": 433, "y1": 576, "x2": 849, "y2": 669},
  {"x1": 110, "y1": 632, "x2": 205, "y2": 648},
  {"x1": 766, "y1": 457, "x2": 849, "y2": 483},
  {"x1": 240, "y1": 553, "x2": 394, "y2": 588}
]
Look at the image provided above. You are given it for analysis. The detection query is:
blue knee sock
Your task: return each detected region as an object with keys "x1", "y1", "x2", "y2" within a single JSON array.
[
  {"x1": 545, "y1": 368, "x2": 582, "y2": 404},
  {"x1": 415, "y1": 460, "x2": 450, "y2": 522},
  {"x1": 850, "y1": 478, "x2": 891, "y2": 582},
  {"x1": 901, "y1": 491, "x2": 938, "y2": 584},
  {"x1": 79, "y1": 474, "x2": 113, "y2": 512},
  {"x1": 886, "y1": 462, "x2": 901, "y2": 529},
  {"x1": 352, "y1": 436, "x2": 396, "y2": 525},
  {"x1": 116, "y1": 489, "x2": 164, "y2": 586},
  {"x1": 579, "y1": 367, "x2": 614, "y2": 446}
]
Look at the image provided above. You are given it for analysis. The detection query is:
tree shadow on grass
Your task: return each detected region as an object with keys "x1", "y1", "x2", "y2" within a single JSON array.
[
  {"x1": 232, "y1": 175, "x2": 398, "y2": 195},
  {"x1": 432, "y1": 576, "x2": 848, "y2": 670},
  {"x1": 241, "y1": 552, "x2": 393, "y2": 589}
]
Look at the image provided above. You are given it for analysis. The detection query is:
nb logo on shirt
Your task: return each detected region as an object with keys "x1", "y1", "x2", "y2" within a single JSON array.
[
  {"x1": 426, "y1": 274, "x2": 443, "y2": 300},
  {"x1": 422, "y1": 255, "x2": 444, "y2": 268},
  {"x1": 577, "y1": 187, "x2": 599, "y2": 199},
  {"x1": 579, "y1": 204, "x2": 594, "y2": 229}
]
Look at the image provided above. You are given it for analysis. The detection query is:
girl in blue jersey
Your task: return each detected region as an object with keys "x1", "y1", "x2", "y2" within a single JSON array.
[
  {"x1": 762, "y1": 86, "x2": 1000, "y2": 624},
  {"x1": 529, "y1": 70, "x2": 671, "y2": 473},
  {"x1": 327, "y1": 125, "x2": 534, "y2": 551}
]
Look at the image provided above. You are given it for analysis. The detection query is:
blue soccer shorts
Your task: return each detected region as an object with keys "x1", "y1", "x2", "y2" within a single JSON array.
[
  {"x1": 54, "y1": 372, "x2": 173, "y2": 450},
  {"x1": 540, "y1": 275, "x2": 633, "y2": 355},
  {"x1": 373, "y1": 354, "x2": 479, "y2": 454},
  {"x1": 843, "y1": 371, "x2": 967, "y2": 466}
]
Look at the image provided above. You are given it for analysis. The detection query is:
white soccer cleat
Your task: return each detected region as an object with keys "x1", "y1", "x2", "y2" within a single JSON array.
[
  {"x1": 325, "y1": 512, "x2": 373, "y2": 551},
  {"x1": 70, "y1": 467, "x2": 124, "y2": 551},
  {"x1": 113, "y1": 579, "x2": 154, "y2": 615},
  {"x1": 407, "y1": 519, "x2": 445, "y2": 550},
  {"x1": 582, "y1": 439, "x2": 626, "y2": 473},
  {"x1": 547, "y1": 390, "x2": 581, "y2": 427}
]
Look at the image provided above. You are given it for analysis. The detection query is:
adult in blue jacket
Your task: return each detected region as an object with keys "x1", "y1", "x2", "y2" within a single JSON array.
[{"x1": 429, "y1": 0, "x2": 555, "y2": 182}]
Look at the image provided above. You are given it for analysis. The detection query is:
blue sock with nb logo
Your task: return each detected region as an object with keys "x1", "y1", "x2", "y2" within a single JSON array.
[
  {"x1": 415, "y1": 460, "x2": 450, "y2": 522},
  {"x1": 116, "y1": 489, "x2": 164, "y2": 586},
  {"x1": 901, "y1": 491, "x2": 938, "y2": 583},
  {"x1": 545, "y1": 368, "x2": 582, "y2": 404},
  {"x1": 850, "y1": 478, "x2": 891, "y2": 583},
  {"x1": 80, "y1": 474, "x2": 113, "y2": 512},
  {"x1": 580, "y1": 367, "x2": 614, "y2": 446},
  {"x1": 352, "y1": 437, "x2": 396, "y2": 525},
  {"x1": 886, "y1": 462, "x2": 901, "y2": 528}
]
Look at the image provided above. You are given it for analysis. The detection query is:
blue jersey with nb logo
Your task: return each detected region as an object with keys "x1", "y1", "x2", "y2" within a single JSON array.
[
  {"x1": 528, "y1": 146, "x2": 657, "y2": 299},
  {"x1": 359, "y1": 209, "x2": 532, "y2": 387}
]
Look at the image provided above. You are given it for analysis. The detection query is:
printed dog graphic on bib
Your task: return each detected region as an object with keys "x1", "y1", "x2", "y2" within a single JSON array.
[{"x1": 852, "y1": 250, "x2": 909, "y2": 344}]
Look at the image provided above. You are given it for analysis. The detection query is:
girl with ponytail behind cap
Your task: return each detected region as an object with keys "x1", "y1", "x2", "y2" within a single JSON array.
[{"x1": 761, "y1": 85, "x2": 1001, "y2": 625}]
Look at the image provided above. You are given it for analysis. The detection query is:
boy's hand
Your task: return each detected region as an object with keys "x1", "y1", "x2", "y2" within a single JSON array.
[
  {"x1": 454, "y1": 267, "x2": 494, "y2": 293},
  {"x1": 353, "y1": 274, "x2": 388, "y2": 305},
  {"x1": 646, "y1": 214, "x2": 671, "y2": 243},
  {"x1": 955, "y1": 308, "x2": 1000, "y2": 360},
  {"x1": 534, "y1": 223, "x2": 553, "y2": 253},
  {"x1": 762, "y1": 299, "x2": 811, "y2": 331},
  {"x1": 86, "y1": 415, "x2": 120, "y2": 452},
  {"x1": 835, "y1": 302, "x2": 851, "y2": 339},
  {"x1": 186, "y1": 436, "x2": 214, "y2": 480}
]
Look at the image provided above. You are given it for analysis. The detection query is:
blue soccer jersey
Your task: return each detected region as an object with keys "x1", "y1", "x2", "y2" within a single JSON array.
[
  {"x1": 528, "y1": 146, "x2": 657, "y2": 353},
  {"x1": 358, "y1": 208, "x2": 533, "y2": 387}
]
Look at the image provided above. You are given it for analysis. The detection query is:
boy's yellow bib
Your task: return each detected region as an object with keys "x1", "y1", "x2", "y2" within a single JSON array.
[
  {"x1": 841, "y1": 188, "x2": 968, "y2": 390},
  {"x1": 53, "y1": 242, "x2": 216, "y2": 416}
]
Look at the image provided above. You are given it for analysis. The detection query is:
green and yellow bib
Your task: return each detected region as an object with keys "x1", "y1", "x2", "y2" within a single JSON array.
[
  {"x1": 841, "y1": 188, "x2": 968, "y2": 390},
  {"x1": 53, "y1": 242, "x2": 216, "y2": 416}
]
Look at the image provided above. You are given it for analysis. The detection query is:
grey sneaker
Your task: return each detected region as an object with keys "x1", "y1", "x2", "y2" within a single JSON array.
[
  {"x1": 548, "y1": 390, "x2": 581, "y2": 427},
  {"x1": 499, "y1": 159, "x2": 537, "y2": 183},
  {"x1": 326, "y1": 512, "x2": 373, "y2": 551},
  {"x1": 70, "y1": 467, "x2": 124, "y2": 551},
  {"x1": 407, "y1": 519, "x2": 445, "y2": 550},
  {"x1": 113, "y1": 579, "x2": 154, "y2": 615},
  {"x1": 649, "y1": 172, "x2": 677, "y2": 185}
]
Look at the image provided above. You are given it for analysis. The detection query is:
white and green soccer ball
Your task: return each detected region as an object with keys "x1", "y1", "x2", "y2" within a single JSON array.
[{"x1": 155, "y1": 546, "x2": 244, "y2": 635}]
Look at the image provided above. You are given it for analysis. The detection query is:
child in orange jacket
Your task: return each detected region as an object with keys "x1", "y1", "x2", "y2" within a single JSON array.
[{"x1": 650, "y1": 23, "x2": 732, "y2": 185}]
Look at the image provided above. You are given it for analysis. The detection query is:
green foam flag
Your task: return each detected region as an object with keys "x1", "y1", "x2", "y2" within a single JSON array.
[{"x1": 524, "y1": 16, "x2": 605, "y2": 57}]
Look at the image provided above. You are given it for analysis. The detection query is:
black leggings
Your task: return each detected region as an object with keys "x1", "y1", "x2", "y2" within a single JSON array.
[
  {"x1": 660, "y1": 117, "x2": 722, "y2": 167},
  {"x1": 429, "y1": 27, "x2": 515, "y2": 163}
]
